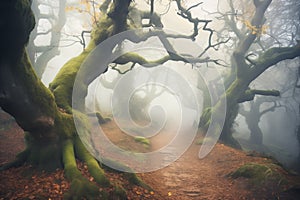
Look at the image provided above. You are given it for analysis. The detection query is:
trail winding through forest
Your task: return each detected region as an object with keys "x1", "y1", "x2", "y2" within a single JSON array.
[{"x1": 1, "y1": 112, "x2": 300, "y2": 199}]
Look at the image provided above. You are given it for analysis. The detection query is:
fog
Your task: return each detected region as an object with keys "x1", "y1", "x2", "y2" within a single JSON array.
[{"x1": 28, "y1": 0, "x2": 300, "y2": 170}]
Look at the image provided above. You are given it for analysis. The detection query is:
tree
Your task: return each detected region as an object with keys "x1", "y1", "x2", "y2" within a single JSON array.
[
  {"x1": 200, "y1": 0, "x2": 300, "y2": 148},
  {"x1": 1, "y1": 1, "x2": 299, "y2": 197},
  {"x1": 0, "y1": 0, "x2": 149, "y2": 198},
  {"x1": 0, "y1": 0, "x2": 228, "y2": 198},
  {"x1": 27, "y1": 0, "x2": 67, "y2": 78},
  {"x1": 239, "y1": 97, "x2": 279, "y2": 145}
]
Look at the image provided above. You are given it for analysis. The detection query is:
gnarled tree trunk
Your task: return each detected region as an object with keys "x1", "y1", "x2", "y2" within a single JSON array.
[
  {"x1": 200, "y1": 0, "x2": 300, "y2": 148},
  {"x1": 0, "y1": 0, "x2": 147, "y2": 198}
]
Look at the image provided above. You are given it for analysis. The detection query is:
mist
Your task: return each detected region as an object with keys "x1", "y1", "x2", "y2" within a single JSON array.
[{"x1": 27, "y1": 0, "x2": 300, "y2": 171}]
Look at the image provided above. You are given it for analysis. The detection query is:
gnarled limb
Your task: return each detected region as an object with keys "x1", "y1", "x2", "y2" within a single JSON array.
[
  {"x1": 0, "y1": 1, "x2": 150, "y2": 198},
  {"x1": 238, "y1": 89, "x2": 280, "y2": 103}
]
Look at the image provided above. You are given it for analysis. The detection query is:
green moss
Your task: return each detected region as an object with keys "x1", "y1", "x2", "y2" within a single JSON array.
[
  {"x1": 62, "y1": 139, "x2": 105, "y2": 199},
  {"x1": 74, "y1": 137, "x2": 110, "y2": 186},
  {"x1": 199, "y1": 107, "x2": 212, "y2": 129},
  {"x1": 49, "y1": 17, "x2": 115, "y2": 113},
  {"x1": 55, "y1": 112, "x2": 76, "y2": 139},
  {"x1": 49, "y1": 51, "x2": 90, "y2": 113},
  {"x1": 17, "y1": 51, "x2": 57, "y2": 118},
  {"x1": 113, "y1": 185, "x2": 127, "y2": 199},
  {"x1": 62, "y1": 139, "x2": 80, "y2": 179},
  {"x1": 64, "y1": 178, "x2": 100, "y2": 200},
  {"x1": 230, "y1": 163, "x2": 285, "y2": 186},
  {"x1": 134, "y1": 136, "x2": 150, "y2": 146},
  {"x1": 90, "y1": 18, "x2": 112, "y2": 45},
  {"x1": 220, "y1": 104, "x2": 239, "y2": 144}
]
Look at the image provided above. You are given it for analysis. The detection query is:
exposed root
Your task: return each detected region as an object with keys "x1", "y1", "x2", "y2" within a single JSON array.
[
  {"x1": 62, "y1": 139, "x2": 106, "y2": 199},
  {"x1": 74, "y1": 136, "x2": 110, "y2": 186}
]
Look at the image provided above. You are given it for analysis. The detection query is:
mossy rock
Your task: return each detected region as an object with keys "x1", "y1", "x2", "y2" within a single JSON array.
[
  {"x1": 229, "y1": 163, "x2": 286, "y2": 186},
  {"x1": 134, "y1": 136, "x2": 150, "y2": 146}
]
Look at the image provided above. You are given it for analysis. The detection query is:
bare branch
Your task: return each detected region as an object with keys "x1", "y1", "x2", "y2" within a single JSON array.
[
  {"x1": 260, "y1": 101, "x2": 277, "y2": 116},
  {"x1": 175, "y1": 0, "x2": 210, "y2": 40},
  {"x1": 110, "y1": 63, "x2": 136, "y2": 74},
  {"x1": 187, "y1": 2, "x2": 203, "y2": 12},
  {"x1": 81, "y1": 30, "x2": 92, "y2": 50},
  {"x1": 174, "y1": 0, "x2": 230, "y2": 57},
  {"x1": 238, "y1": 89, "x2": 280, "y2": 103},
  {"x1": 236, "y1": 0, "x2": 271, "y2": 55}
]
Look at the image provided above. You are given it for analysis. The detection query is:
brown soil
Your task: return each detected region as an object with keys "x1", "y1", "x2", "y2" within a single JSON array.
[{"x1": 1, "y1": 111, "x2": 300, "y2": 199}]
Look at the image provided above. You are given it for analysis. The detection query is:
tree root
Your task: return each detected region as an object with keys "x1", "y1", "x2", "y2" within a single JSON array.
[
  {"x1": 62, "y1": 139, "x2": 108, "y2": 199},
  {"x1": 1, "y1": 136, "x2": 151, "y2": 199},
  {"x1": 74, "y1": 136, "x2": 110, "y2": 186}
]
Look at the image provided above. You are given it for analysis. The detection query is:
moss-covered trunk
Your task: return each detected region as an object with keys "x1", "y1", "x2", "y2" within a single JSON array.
[
  {"x1": 199, "y1": 0, "x2": 300, "y2": 149},
  {"x1": 0, "y1": 0, "x2": 148, "y2": 198},
  {"x1": 220, "y1": 78, "x2": 249, "y2": 148},
  {"x1": 0, "y1": 48, "x2": 62, "y2": 169}
]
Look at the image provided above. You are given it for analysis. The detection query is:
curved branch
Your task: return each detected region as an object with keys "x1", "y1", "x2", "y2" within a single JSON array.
[
  {"x1": 110, "y1": 63, "x2": 136, "y2": 74},
  {"x1": 113, "y1": 52, "x2": 224, "y2": 69},
  {"x1": 175, "y1": 0, "x2": 211, "y2": 40},
  {"x1": 252, "y1": 43, "x2": 300, "y2": 79},
  {"x1": 238, "y1": 89, "x2": 280, "y2": 103},
  {"x1": 260, "y1": 101, "x2": 277, "y2": 116}
]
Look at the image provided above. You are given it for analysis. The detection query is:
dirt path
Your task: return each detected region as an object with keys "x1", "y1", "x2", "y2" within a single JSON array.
[
  {"x1": 142, "y1": 139, "x2": 255, "y2": 199},
  {"x1": 102, "y1": 120, "x2": 300, "y2": 199},
  {"x1": 1, "y1": 113, "x2": 300, "y2": 199}
]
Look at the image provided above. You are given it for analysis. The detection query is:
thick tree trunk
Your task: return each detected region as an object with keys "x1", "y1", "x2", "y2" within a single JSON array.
[
  {"x1": 0, "y1": 0, "x2": 148, "y2": 198},
  {"x1": 240, "y1": 100, "x2": 264, "y2": 145},
  {"x1": 245, "y1": 109, "x2": 263, "y2": 145},
  {"x1": 0, "y1": 48, "x2": 65, "y2": 170},
  {"x1": 248, "y1": 121, "x2": 263, "y2": 145},
  {"x1": 219, "y1": 78, "x2": 249, "y2": 148}
]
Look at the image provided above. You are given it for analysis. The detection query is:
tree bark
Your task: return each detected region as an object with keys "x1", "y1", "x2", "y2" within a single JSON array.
[
  {"x1": 200, "y1": 0, "x2": 300, "y2": 148},
  {"x1": 0, "y1": 0, "x2": 147, "y2": 198}
]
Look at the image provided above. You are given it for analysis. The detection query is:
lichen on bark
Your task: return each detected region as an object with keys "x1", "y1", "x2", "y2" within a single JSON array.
[{"x1": 0, "y1": 0, "x2": 150, "y2": 198}]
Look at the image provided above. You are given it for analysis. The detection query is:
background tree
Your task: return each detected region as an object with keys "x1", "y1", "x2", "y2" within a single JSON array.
[
  {"x1": 0, "y1": 0, "x2": 149, "y2": 198},
  {"x1": 200, "y1": 0, "x2": 300, "y2": 148},
  {"x1": 0, "y1": 0, "x2": 228, "y2": 198},
  {"x1": 239, "y1": 96, "x2": 278, "y2": 145},
  {"x1": 1, "y1": 1, "x2": 300, "y2": 198},
  {"x1": 27, "y1": 0, "x2": 67, "y2": 78}
]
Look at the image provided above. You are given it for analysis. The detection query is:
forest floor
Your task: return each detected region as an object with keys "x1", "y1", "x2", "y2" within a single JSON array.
[{"x1": 1, "y1": 111, "x2": 300, "y2": 199}]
